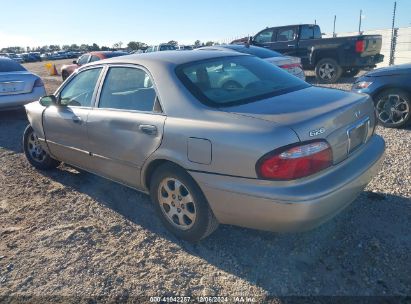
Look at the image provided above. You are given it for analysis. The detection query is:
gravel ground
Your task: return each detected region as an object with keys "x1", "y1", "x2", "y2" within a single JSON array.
[{"x1": 0, "y1": 62, "x2": 410, "y2": 302}]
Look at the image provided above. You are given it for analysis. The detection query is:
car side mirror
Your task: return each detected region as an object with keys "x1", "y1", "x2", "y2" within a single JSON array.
[{"x1": 39, "y1": 95, "x2": 57, "y2": 107}]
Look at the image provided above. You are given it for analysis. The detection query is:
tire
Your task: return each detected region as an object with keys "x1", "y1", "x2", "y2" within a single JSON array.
[
  {"x1": 23, "y1": 125, "x2": 60, "y2": 170},
  {"x1": 149, "y1": 163, "x2": 219, "y2": 241},
  {"x1": 315, "y1": 58, "x2": 342, "y2": 83},
  {"x1": 62, "y1": 71, "x2": 69, "y2": 81},
  {"x1": 373, "y1": 89, "x2": 411, "y2": 128},
  {"x1": 342, "y1": 68, "x2": 360, "y2": 78}
]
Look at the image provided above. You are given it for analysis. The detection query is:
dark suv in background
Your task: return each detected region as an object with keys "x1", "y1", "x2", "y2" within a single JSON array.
[{"x1": 247, "y1": 24, "x2": 384, "y2": 83}]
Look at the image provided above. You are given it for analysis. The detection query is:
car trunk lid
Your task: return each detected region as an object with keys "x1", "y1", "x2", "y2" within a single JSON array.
[
  {"x1": 0, "y1": 71, "x2": 37, "y2": 95},
  {"x1": 220, "y1": 86, "x2": 376, "y2": 164}
]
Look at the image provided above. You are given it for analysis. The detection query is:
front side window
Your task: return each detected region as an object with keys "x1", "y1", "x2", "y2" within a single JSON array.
[
  {"x1": 254, "y1": 29, "x2": 274, "y2": 44},
  {"x1": 99, "y1": 67, "x2": 156, "y2": 112},
  {"x1": 77, "y1": 54, "x2": 90, "y2": 65},
  {"x1": 59, "y1": 68, "x2": 102, "y2": 107},
  {"x1": 277, "y1": 28, "x2": 296, "y2": 42},
  {"x1": 176, "y1": 56, "x2": 308, "y2": 107},
  {"x1": 89, "y1": 55, "x2": 100, "y2": 62}
]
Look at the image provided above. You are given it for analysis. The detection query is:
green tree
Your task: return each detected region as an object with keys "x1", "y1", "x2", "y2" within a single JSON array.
[
  {"x1": 205, "y1": 41, "x2": 214, "y2": 46},
  {"x1": 167, "y1": 40, "x2": 178, "y2": 46},
  {"x1": 194, "y1": 40, "x2": 201, "y2": 48},
  {"x1": 127, "y1": 41, "x2": 147, "y2": 50}
]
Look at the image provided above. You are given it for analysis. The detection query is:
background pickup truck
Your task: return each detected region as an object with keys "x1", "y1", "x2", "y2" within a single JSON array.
[{"x1": 248, "y1": 24, "x2": 384, "y2": 83}]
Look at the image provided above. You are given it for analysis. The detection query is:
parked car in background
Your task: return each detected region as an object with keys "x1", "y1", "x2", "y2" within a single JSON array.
[
  {"x1": 0, "y1": 57, "x2": 46, "y2": 110},
  {"x1": 60, "y1": 51, "x2": 128, "y2": 80},
  {"x1": 20, "y1": 53, "x2": 38, "y2": 63},
  {"x1": 198, "y1": 45, "x2": 305, "y2": 80},
  {"x1": 352, "y1": 63, "x2": 411, "y2": 128},
  {"x1": 7, "y1": 53, "x2": 24, "y2": 63},
  {"x1": 178, "y1": 45, "x2": 194, "y2": 50},
  {"x1": 23, "y1": 50, "x2": 384, "y2": 241},
  {"x1": 30, "y1": 52, "x2": 42, "y2": 61},
  {"x1": 247, "y1": 24, "x2": 384, "y2": 83},
  {"x1": 145, "y1": 44, "x2": 177, "y2": 53}
]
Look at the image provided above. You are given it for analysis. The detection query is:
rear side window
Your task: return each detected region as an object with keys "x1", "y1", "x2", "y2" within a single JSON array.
[
  {"x1": 59, "y1": 68, "x2": 102, "y2": 107},
  {"x1": 99, "y1": 67, "x2": 156, "y2": 112},
  {"x1": 0, "y1": 59, "x2": 26, "y2": 72},
  {"x1": 300, "y1": 25, "x2": 322, "y2": 40},
  {"x1": 176, "y1": 56, "x2": 308, "y2": 107}
]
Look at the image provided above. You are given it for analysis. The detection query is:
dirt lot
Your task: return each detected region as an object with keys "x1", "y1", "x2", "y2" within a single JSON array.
[{"x1": 0, "y1": 60, "x2": 410, "y2": 302}]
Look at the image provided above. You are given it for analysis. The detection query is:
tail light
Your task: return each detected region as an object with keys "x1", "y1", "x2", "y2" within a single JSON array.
[
  {"x1": 355, "y1": 40, "x2": 365, "y2": 53},
  {"x1": 279, "y1": 63, "x2": 302, "y2": 70},
  {"x1": 34, "y1": 78, "x2": 44, "y2": 87},
  {"x1": 256, "y1": 141, "x2": 333, "y2": 180}
]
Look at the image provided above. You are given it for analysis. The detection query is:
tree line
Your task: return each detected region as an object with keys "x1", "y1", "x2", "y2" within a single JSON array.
[{"x1": 1, "y1": 40, "x2": 218, "y2": 54}]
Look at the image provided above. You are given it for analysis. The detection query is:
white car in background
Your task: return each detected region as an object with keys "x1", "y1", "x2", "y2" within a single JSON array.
[
  {"x1": 197, "y1": 44, "x2": 305, "y2": 80},
  {"x1": 0, "y1": 57, "x2": 46, "y2": 110}
]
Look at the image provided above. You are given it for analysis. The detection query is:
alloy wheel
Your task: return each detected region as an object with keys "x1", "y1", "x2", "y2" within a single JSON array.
[
  {"x1": 319, "y1": 63, "x2": 336, "y2": 80},
  {"x1": 157, "y1": 177, "x2": 197, "y2": 230},
  {"x1": 27, "y1": 131, "x2": 46, "y2": 163},
  {"x1": 376, "y1": 94, "x2": 410, "y2": 126}
]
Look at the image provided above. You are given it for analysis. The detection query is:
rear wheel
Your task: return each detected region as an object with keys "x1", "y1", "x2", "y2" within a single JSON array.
[
  {"x1": 23, "y1": 125, "x2": 60, "y2": 170},
  {"x1": 150, "y1": 163, "x2": 219, "y2": 241},
  {"x1": 342, "y1": 68, "x2": 360, "y2": 78},
  {"x1": 374, "y1": 89, "x2": 411, "y2": 128},
  {"x1": 315, "y1": 58, "x2": 342, "y2": 83}
]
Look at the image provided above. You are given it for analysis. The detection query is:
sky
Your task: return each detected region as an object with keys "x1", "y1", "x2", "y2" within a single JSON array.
[{"x1": 0, "y1": 0, "x2": 410, "y2": 48}]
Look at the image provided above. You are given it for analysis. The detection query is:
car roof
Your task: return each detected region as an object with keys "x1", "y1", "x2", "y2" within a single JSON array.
[{"x1": 86, "y1": 50, "x2": 248, "y2": 68}]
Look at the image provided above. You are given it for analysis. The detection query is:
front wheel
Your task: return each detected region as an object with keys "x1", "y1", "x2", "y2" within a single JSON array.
[
  {"x1": 315, "y1": 58, "x2": 342, "y2": 83},
  {"x1": 23, "y1": 125, "x2": 60, "y2": 170},
  {"x1": 150, "y1": 163, "x2": 219, "y2": 241},
  {"x1": 374, "y1": 89, "x2": 411, "y2": 128}
]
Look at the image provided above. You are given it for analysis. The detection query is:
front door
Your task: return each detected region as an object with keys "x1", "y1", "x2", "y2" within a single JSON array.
[
  {"x1": 43, "y1": 67, "x2": 103, "y2": 169},
  {"x1": 86, "y1": 65, "x2": 166, "y2": 189}
]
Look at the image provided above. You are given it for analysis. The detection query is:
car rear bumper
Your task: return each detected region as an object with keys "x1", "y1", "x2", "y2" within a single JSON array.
[
  {"x1": 351, "y1": 54, "x2": 384, "y2": 68},
  {"x1": 191, "y1": 135, "x2": 385, "y2": 232},
  {"x1": 0, "y1": 86, "x2": 46, "y2": 110}
]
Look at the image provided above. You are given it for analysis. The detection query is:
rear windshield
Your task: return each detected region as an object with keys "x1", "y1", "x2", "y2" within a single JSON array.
[
  {"x1": 225, "y1": 45, "x2": 282, "y2": 59},
  {"x1": 176, "y1": 56, "x2": 308, "y2": 107},
  {"x1": 0, "y1": 59, "x2": 26, "y2": 72}
]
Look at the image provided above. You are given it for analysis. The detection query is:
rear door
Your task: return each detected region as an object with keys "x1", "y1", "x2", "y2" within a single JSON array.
[
  {"x1": 43, "y1": 67, "x2": 103, "y2": 169},
  {"x1": 270, "y1": 26, "x2": 298, "y2": 56},
  {"x1": 86, "y1": 65, "x2": 166, "y2": 189}
]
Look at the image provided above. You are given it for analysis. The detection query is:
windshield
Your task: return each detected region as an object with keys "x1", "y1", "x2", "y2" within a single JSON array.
[
  {"x1": 176, "y1": 55, "x2": 308, "y2": 107},
  {"x1": 0, "y1": 59, "x2": 26, "y2": 72},
  {"x1": 224, "y1": 45, "x2": 283, "y2": 59}
]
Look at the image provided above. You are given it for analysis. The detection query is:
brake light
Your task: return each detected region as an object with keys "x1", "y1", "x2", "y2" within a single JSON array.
[
  {"x1": 34, "y1": 78, "x2": 44, "y2": 87},
  {"x1": 279, "y1": 63, "x2": 302, "y2": 69},
  {"x1": 256, "y1": 141, "x2": 332, "y2": 180},
  {"x1": 355, "y1": 40, "x2": 365, "y2": 53}
]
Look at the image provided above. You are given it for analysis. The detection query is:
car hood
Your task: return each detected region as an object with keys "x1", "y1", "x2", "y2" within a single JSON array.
[{"x1": 364, "y1": 64, "x2": 411, "y2": 77}]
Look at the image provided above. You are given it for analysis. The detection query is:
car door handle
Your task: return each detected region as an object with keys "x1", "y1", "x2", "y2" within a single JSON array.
[
  {"x1": 72, "y1": 115, "x2": 82, "y2": 124},
  {"x1": 287, "y1": 44, "x2": 295, "y2": 48},
  {"x1": 139, "y1": 124, "x2": 157, "y2": 135}
]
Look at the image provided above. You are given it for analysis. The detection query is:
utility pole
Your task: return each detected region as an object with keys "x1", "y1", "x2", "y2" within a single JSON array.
[
  {"x1": 358, "y1": 9, "x2": 362, "y2": 33},
  {"x1": 333, "y1": 15, "x2": 337, "y2": 37},
  {"x1": 389, "y1": 1, "x2": 397, "y2": 65}
]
